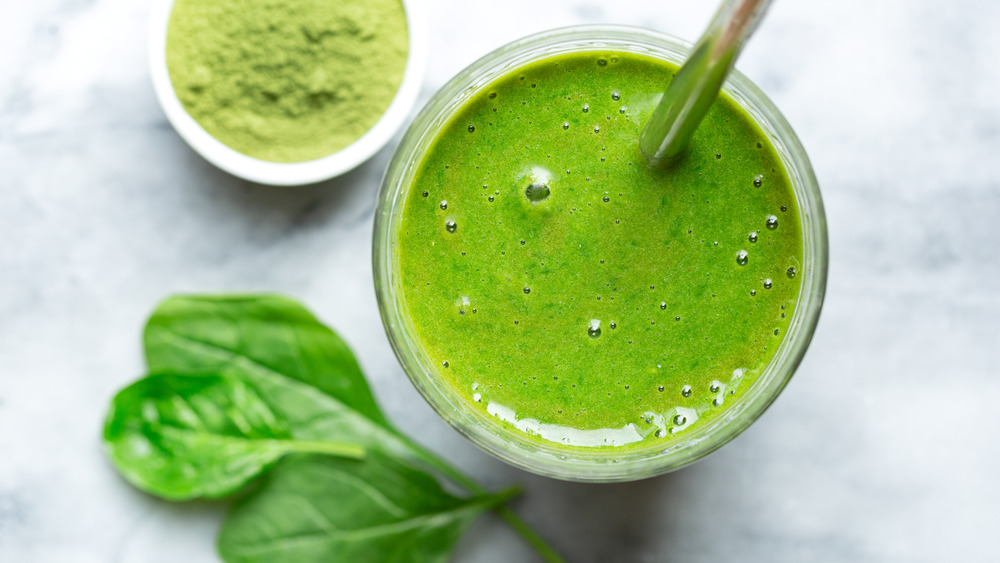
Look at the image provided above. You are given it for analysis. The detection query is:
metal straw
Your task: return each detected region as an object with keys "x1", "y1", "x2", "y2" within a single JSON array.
[{"x1": 639, "y1": 0, "x2": 774, "y2": 168}]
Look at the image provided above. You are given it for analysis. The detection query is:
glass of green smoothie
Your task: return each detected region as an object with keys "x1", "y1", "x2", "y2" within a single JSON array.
[{"x1": 374, "y1": 25, "x2": 827, "y2": 482}]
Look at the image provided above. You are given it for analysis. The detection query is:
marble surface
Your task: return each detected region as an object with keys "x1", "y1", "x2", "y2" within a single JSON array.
[{"x1": 2, "y1": 0, "x2": 999, "y2": 561}]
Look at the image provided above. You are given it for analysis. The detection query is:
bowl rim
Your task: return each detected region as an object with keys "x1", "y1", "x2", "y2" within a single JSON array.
[{"x1": 147, "y1": 0, "x2": 427, "y2": 186}]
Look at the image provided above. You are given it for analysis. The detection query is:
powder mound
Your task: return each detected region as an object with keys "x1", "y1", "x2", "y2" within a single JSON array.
[{"x1": 166, "y1": 0, "x2": 408, "y2": 163}]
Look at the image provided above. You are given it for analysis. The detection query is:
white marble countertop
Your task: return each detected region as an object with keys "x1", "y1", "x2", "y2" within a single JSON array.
[{"x1": 2, "y1": 1, "x2": 999, "y2": 561}]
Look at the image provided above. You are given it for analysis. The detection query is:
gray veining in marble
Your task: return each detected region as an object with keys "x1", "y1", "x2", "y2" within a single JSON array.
[{"x1": 2, "y1": 1, "x2": 999, "y2": 561}]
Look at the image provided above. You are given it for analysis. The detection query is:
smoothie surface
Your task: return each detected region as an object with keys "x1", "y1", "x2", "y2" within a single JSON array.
[{"x1": 396, "y1": 51, "x2": 802, "y2": 452}]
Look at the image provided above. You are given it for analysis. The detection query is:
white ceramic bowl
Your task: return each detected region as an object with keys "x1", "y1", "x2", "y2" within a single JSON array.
[{"x1": 148, "y1": 0, "x2": 427, "y2": 186}]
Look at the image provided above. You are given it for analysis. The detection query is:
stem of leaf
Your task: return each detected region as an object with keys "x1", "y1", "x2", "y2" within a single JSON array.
[
  {"x1": 285, "y1": 440, "x2": 365, "y2": 459},
  {"x1": 400, "y1": 436, "x2": 566, "y2": 563},
  {"x1": 485, "y1": 485, "x2": 523, "y2": 506}
]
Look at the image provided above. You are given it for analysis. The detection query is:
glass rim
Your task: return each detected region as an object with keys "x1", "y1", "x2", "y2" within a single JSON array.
[{"x1": 373, "y1": 24, "x2": 829, "y2": 482}]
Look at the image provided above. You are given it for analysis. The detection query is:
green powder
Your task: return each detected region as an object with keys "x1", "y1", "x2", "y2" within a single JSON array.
[{"x1": 166, "y1": 0, "x2": 409, "y2": 163}]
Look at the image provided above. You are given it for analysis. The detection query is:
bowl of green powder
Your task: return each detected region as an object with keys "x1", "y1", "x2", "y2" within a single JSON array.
[{"x1": 149, "y1": 0, "x2": 425, "y2": 185}]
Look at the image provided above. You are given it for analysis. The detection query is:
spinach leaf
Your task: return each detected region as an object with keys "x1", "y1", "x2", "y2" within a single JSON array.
[
  {"x1": 107, "y1": 294, "x2": 565, "y2": 562},
  {"x1": 144, "y1": 295, "x2": 387, "y2": 426},
  {"x1": 142, "y1": 295, "x2": 420, "y2": 462},
  {"x1": 218, "y1": 453, "x2": 516, "y2": 563},
  {"x1": 104, "y1": 372, "x2": 364, "y2": 500}
]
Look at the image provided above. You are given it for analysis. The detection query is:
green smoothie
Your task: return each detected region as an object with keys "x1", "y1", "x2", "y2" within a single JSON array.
[{"x1": 395, "y1": 50, "x2": 802, "y2": 453}]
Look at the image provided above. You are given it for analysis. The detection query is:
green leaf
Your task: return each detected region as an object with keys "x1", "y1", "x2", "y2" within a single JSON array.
[
  {"x1": 103, "y1": 294, "x2": 564, "y2": 562},
  {"x1": 111, "y1": 294, "x2": 421, "y2": 499},
  {"x1": 142, "y1": 294, "x2": 421, "y2": 457},
  {"x1": 218, "y1": 453, "x2": 515, "y2": 563},
  {"x1": 103, "y1": 372, "x2": 365, "y2": 500},
  {"x1": 144, "y1": 295, "x2": 388, "y2": 426}
]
